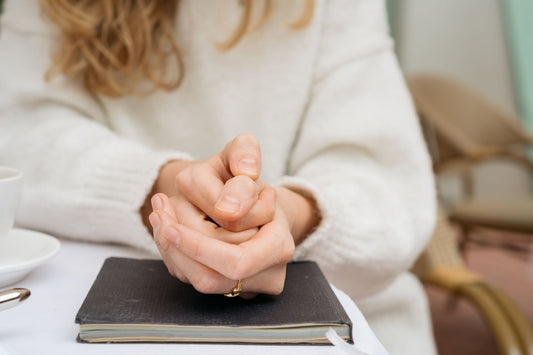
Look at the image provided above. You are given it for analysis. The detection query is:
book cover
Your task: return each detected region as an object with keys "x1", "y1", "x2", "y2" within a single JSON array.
[{"x1": 75, "y1": 257, "x2": 353, "y2": 344}]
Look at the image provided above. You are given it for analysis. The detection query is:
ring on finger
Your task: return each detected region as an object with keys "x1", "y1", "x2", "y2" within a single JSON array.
[{"x1": 224, "y1": 279, "x2": 243, "y2": 297}]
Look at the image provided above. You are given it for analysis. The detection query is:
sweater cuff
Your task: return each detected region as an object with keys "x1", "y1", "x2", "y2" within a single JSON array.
[{"x1": 77, "y1": 142, "x2": 193, "y2": 254}]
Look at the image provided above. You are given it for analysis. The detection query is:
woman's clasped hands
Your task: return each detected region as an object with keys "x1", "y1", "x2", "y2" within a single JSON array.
[{"x1": 148, "y1": 134, "x2": 296, "y2": 298}]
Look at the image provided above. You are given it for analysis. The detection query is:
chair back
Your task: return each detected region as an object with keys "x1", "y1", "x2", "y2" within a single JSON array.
[{"x1": 407, "y1": 74, "x2": 532, "y2": 166}]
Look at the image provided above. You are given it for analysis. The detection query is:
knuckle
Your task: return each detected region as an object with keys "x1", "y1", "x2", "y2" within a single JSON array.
[
  {"x1": 169, "y1": 268, "x2": 189, "y2": 284},
  {"x1": 231, "y1": 175, "x2": 256, "y2": 194},
  {"x1": 264, "y1": 203, "x2": 276, "y2": 221},
  {"x1": 213, "y1": 226, "x2": 256, "y2": 244},
  {"x1": 174, "y1": 170, "x2": 189, "y2": 191},
  {"x1": 163, "y1": 261, "x2": 173, "y2": 274},
  {"x1": 176, "y1": 162, "x2": 208, "y2": 192},
  {"x1": 230, "y1": 252, "x2": 250, "y2": 280},
  {"x1": 283, "y1": 239, "x2": 296, "y2": 262},
  {"x1": 191, "y1": 239, "x2": 202, "y2": 259},
  {"x1": 255, "y1": 188, "x2": 276, "y2": 222},
  {"x1": 192, "y1": 274, "x2": 218, "y2": 294},
  {"x1": 154, "y1": 233, "x2": 164, "y2": 249},
  {"x1": 273, "y1": 232, "x2": 295, "y2": 265},
  {"x1": 267, "y1": 267, "x2": 287, "y2": 295},
  {"x1": 176, "y1": 274, "x2": 188, "y2": 284},
  {"x1": 196, "y1": 161, "x2": 212, "y2": 174},
  {"x1": 173, "y1": 269, "x2": 187, "y2": 283},
  {"x1": 162, "y1": 260, "x2": 177, "y2": 278},
  {"x1": 155, "y1": 234, "x2": 170, "y2": 252},
  {"x1": 168, "y1": 268, "x2": 176, "y2": 278},
  {"x1": 220, "y1": 219, "x2": 244, "y2": 233},
  {"x1": 269, "y1": 279, "x2": 285, "y2": 296}
]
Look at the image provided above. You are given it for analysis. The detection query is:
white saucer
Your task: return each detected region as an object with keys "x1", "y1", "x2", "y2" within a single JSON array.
[{"x1": 0, "y1": 228, "x2": 61, "y2": 288}]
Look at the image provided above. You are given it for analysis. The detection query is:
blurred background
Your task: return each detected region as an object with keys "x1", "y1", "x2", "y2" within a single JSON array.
[
  {"x1": 388, "y1": 0, "x2": 532, "y2": 200},
  {"x1": 387, "y1": 1, "x2": 533, "y2": 354},
  {"x1": 1, "y1": 0, "x2": 531, "y2": 354}
]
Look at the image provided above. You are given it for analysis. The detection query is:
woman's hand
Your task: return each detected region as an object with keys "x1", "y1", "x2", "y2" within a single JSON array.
[
  {"x1": 141, "y1": 133, "x2": 277, "y2": 234},
  {"x1": 143, "y1": 132, "x2": 320, "y2": 296},
  {"x1": 174, "y1": 134, "x2": 277, "y2": 232},
  {"x1": 149, "y1": 193, "x2": 295, "y2": 296}
]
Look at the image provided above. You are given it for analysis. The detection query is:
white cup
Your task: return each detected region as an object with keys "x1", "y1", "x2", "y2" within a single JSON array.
[{"x1": 0, "y1": 167, "x2": 23, "y2": 239}]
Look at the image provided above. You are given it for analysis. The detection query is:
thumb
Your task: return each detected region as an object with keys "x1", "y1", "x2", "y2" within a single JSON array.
[{"x1": 222, "y1": 133, "x2": 262, "y2": 180}]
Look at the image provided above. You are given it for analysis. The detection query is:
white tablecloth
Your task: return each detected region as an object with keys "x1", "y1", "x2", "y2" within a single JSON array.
[{"x1": 0, "y1": 238, "x2": 388, "y2": 355}]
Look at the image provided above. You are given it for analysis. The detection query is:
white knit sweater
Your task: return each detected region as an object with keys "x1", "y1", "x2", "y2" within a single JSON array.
[{"x1": 0, "y1": 1, "x2": 436, "y2": 353}]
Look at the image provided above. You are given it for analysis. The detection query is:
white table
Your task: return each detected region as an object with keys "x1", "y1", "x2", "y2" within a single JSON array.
[{"x1": 0, "y1": 238, "x2": 388, "y2": 355}]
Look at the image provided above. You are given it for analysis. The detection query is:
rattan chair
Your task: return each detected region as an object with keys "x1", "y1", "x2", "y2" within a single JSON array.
[
  {"x1": 407, "y1": 74, "x2": 533, "y2": 246},
  {"x1": 407, "y1": 74, "x2": 533, "y2": 354},
  {"x1": 412, "y1": 204, "x2": 533, "y2": 355}
]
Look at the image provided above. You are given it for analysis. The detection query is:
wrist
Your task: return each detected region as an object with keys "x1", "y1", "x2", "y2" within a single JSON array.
[{"x1": 275, "y1": 186, "x2": 321, "y2": 246}]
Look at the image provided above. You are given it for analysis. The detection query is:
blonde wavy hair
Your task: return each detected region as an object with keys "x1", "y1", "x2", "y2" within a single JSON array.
[{"x1": 39, "y1": 0, "x2": 315, "y2": 97}]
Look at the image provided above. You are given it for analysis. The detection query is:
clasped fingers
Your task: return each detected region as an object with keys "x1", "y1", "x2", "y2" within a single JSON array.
[
  {"x1": 176, "y1": 162, "x2": 277, "y2": 232},
  {"x1": 172, "y1": 216, "x2": 294, "y2": 282},
  {"x1": 150, "y1": 202, "x2": 294, "y2": 296},
  {"x1": 213, "y1": 176, "x2": 277, "y2": 232},
  {"x1": 150, "y1": 191, "x2": 294, "y2": 296}
]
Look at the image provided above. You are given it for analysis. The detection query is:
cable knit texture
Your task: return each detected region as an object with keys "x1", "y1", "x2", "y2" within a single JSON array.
[{"x1": 0, "y1": 1, "x2": 436, "y2": 353}]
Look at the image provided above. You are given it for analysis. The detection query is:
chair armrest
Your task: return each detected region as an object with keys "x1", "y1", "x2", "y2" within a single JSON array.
[
  {"x1": 436, "y1": 150, "x2": 533, "y2": 175},
  {"x1": 422, "y1": 265, "x2": 482, "y2": 290}
]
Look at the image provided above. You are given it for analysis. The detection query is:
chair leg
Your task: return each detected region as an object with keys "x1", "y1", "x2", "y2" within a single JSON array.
[
  {"x1": 483, "y1": 284, "x2": 533, "y2": 355},
  {"x1": 458, "y1": 282, "x2": 526, "y2": 355}
]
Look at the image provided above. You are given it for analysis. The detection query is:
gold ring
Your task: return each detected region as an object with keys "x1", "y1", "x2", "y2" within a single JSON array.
[{"x1": 224, "y1": 279, "x2": 242, "y2": 297}]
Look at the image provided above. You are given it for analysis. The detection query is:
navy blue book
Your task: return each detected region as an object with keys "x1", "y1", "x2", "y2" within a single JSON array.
[{"x1": 75, "y1": 257, "x2": 352, "y2": 344}]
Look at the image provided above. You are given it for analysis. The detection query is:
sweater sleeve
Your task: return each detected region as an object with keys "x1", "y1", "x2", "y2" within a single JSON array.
[
  {"x1": 280, "y1": 0, "x2": 436, "y2": 299},
  {"x1": 0, "y1": 2, "x2": 191, "y2": 253}
]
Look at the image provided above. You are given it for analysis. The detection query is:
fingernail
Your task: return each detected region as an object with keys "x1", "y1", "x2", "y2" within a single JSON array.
[
  {"x1": 151, "y1": 195, "x2": 163, "y2": 211},
  {"x1": 216, "y1": 195, "x2": 241, "y2": 214},
  {"x1": 238, "y1": 158, "x2": 258, "y2": 176},
  {"x1": 167, "y1": 226, "x2": 180, "y2": 248},
  {"x1": 149, "y1": 213, "x2": 160, "y2": 230}
]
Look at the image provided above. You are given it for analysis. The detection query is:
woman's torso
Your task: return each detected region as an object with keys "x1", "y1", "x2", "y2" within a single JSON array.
[{"x1": 96, "y1": 0, "x2": 324, "y2": 183}]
